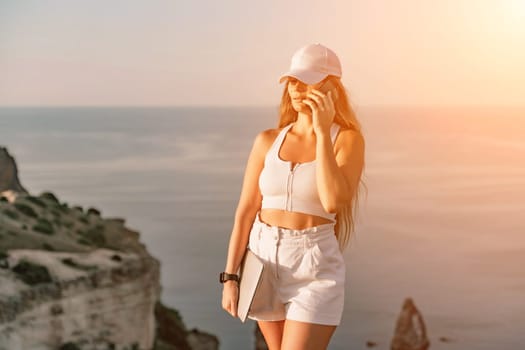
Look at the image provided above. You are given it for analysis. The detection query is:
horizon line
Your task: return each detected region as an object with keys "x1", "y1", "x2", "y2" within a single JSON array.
[{"x1": 1, "y1": 103, "x2": 524, "y2": 109}]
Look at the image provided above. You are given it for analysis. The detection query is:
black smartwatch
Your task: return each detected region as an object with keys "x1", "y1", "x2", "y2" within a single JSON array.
[{"x1": 219, "y1": 272, "x2": 239, "y2": 284}]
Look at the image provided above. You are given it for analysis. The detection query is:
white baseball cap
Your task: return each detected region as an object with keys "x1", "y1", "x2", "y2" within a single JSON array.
[{"x1": 279, "y1": 43, "x2": 342, "y2": 85}]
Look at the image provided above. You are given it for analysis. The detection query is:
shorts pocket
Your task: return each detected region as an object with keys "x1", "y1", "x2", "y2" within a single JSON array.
[
  {"x1": 280, "y1": 242, "x2": 313, "y2": 281},
  {"x1": 310, "y1": 237, "x2": 344, "y2": 276},
  {"x1": 309, "y1": 243, "x2": 323, "y2": 277}
]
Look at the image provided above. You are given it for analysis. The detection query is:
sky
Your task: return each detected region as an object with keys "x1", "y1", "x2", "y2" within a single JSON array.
[{"x1": 0, "y1": 0, "x2": 524, "y2": 107}]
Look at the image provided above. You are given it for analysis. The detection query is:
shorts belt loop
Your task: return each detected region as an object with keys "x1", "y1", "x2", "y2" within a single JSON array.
[
  {"x1": 275, "y1": 228, "x2": 281, "y2": 279},
  {"x1": 302, "y1": 234, "x2": 308, "y2": 250}
]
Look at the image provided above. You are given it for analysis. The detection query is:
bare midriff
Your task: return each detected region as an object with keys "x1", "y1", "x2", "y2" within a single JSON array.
[{"x1": 259, "y1": 208, "x2": 335, "y2": 230}]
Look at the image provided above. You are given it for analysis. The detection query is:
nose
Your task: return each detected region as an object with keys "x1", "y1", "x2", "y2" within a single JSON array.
[{"x1": 289, "y1": 80, "x2": 307, "y2": 94}]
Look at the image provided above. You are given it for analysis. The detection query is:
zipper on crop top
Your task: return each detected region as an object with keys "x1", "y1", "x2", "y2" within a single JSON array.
[{"x1": 285, "y1": 162, "x2": 300, "y2": 211}]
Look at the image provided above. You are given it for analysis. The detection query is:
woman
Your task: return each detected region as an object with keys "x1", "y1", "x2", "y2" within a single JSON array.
[{"x1": 220, "y1": 43, "x2": 366, "y2": 350}]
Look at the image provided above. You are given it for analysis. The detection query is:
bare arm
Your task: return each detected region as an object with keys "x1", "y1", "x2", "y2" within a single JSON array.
[
  {"x1": 316, "y1": 129, "x2": 365, "y2": 213},
  {"x1": 223, "y1": 129, "x2": 272, "y2": 274}
]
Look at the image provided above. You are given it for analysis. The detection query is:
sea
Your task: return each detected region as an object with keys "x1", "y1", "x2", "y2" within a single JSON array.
[{"x1": 0, "y1": 105, "x2": 524, "y2": 349}]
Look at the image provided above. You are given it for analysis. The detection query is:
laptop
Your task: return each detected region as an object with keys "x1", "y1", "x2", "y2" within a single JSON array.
[{"x1": 237, "y1": 248, "x2": 265, "y2": 323}]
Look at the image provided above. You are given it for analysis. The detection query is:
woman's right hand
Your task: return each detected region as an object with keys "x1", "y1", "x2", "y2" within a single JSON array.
[{"x1": 221, "y1": 280, "x2": 239, "y2": 318}]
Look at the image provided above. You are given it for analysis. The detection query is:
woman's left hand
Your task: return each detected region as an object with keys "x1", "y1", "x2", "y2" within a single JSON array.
[{"x1": 302, "y1": 89, "x2": 336, "y2": 136}]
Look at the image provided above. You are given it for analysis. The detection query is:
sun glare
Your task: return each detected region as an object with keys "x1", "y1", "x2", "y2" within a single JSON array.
[{"x1": 503, "y1": 0, "x2": 525, "y2": 31}]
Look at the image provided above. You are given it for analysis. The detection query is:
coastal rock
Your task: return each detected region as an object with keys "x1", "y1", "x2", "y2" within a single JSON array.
[
  {"x1": 0, "y1": 146, "x2": 218, "y2": 349},
  {"x1": 391, "y1": 297, "x2": 430, "y2": 350},
  {"x1": 366, "y1": 340, "x2": 378, "y2": 347},
  {"x1": 186, "y1": 328, "x2": 220, "y2": 350},
  {"x1": 0, "y1": 248, "x2": 161, "y2": 349},
  {"x1": 153, "y1": 301, "x2": 219, "y2": 350}
]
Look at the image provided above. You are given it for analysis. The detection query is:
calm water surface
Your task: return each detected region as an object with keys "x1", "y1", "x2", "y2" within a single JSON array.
[{"x1": 1, "y1": 105, "x2": 524, "y2": 349}]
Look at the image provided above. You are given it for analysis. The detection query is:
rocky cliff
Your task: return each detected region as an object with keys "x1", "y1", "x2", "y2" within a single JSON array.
[{"x1": 0, "y1": 146, "x2": 218, "y2": 350}]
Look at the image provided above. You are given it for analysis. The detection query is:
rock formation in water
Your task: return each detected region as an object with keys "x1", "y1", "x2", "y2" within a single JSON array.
[
  {"x1": 390, "y1": 297, "x2": 430, "y2": 350},
  {"x1": 0, "y1": 146, "x2": 218, "y2": 350},
  {"x1": 0, "y1": 146, "x2": 28, "y2": 195}
]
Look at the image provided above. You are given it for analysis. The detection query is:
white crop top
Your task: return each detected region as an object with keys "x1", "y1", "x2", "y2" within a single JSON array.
[{"x1": 258, "y1": 122, "x2": 341, "y2": 222}]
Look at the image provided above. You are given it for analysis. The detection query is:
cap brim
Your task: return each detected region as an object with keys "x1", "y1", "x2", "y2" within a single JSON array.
[{"x1": 278, "y1": 69, "x2": 328, "y2": 85}]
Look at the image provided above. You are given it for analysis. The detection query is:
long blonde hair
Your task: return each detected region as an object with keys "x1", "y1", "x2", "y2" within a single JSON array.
[{"x1": 276, "y1": 76, "x2": 367, "y2": 252}]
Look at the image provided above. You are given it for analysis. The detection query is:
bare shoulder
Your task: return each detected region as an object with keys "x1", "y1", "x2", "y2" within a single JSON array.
[
  {"x1": 251, "y1": 127, "x2": 282, "y2": 158},
  {"x1": 335, "y1": 126, "x2": 365, "y2": 153}
]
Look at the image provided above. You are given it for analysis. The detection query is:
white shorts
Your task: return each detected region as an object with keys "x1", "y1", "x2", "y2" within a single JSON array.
[{"x1": 246, "y1": 211, "x2": 346, "y2": 326}]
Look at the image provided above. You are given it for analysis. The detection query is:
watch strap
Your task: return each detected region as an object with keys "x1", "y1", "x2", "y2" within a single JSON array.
[{"x1": 220, "y1": 272, "x2": 239, "y2": 283}]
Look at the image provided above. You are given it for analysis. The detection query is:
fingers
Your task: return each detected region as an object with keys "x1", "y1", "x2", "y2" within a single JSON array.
[
  {"x1": 231, "y1": 299, "x2": 237, "y2": 318},
  {"x1": 222, "y1": 299, "x2": 230, "y2": 312},
  {"x1": 305, "y1": 91, "x2": 325, "y2": 111},
  {"x1": 222, "y1": 289, "x2": 239, "y2": 318},
  {"x1": 326, "y1": 90, "x2": 335, "y2": 104},
  {"x1": 231, "y1": 287, "x2": 238, "y2": 317},
  {"x1": 222, "y1": 301, "x2": 235, "y2": 317},
  {"x1": 301, "y1": 98, "x2": 315, "y2": 111},
  {"x1": 311, "y1": 88, "x2": 337, "y2": 110}
]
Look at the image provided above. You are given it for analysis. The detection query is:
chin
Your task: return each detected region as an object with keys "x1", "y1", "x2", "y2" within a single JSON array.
[{"x1": 292, "y1": 102, "x2": 308, "y2": 112}]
